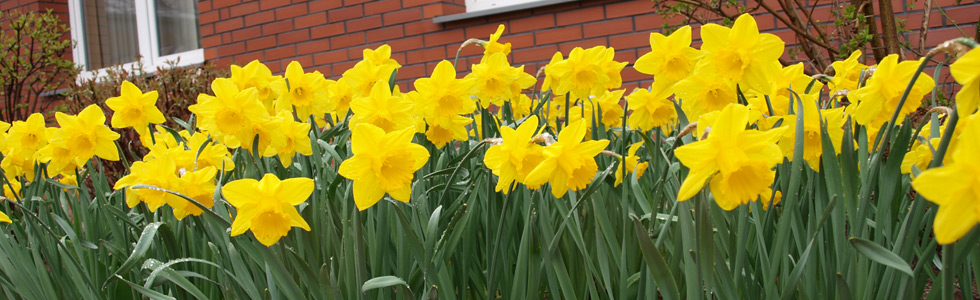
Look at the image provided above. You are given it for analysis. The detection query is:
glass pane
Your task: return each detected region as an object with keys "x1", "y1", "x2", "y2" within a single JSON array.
[
  {"x1": 81, "y1": 0, "x2": 140, "y2": 70},
  {"x1": 155, "y1": 0, "x2": 200, "y2": 56}
]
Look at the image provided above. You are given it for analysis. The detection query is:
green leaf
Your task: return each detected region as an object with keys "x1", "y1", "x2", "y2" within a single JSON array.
[
  {"x1": 630, "y1": 214, "x2": 680, "y2": 300},
  {"x1": 103, "y1": 222, "x2": 165, "y2": 290},
  {"x1": 361, "y1": 275, "x2": 409, "y2": 293},
  {"x1": 849, "y1": 237, "x2": 913, "y2": 276}
]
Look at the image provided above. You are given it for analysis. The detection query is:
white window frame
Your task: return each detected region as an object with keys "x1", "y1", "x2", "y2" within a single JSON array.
[
  {"x1": 67, "y1": 0, "x2": 204, "y2": 81},
  {"x1": 465, "y1": 0, "x2": 549, "y2": 12}
]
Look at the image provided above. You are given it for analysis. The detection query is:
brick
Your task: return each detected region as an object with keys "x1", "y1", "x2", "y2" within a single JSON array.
[
  {"x1": 293, "y1": 55, "x2": 315, "y2": 70},
  {"x1": 315, "y1": 49, "x2": 349, "y2": 65},
  {"x1": 584, "y1": 18, "x2": 632, "y2": 38},
  {"x1": 298, "y1": 41, "x2": 329, "y2": 55},
  {"x1": 398, "y1": 64, "x2": 426, "y2": 80},
  {"x1": 200, "y1": 10, "x2": 220, "y2": 24},
  {"x1": 345, "y1": 0, "x2": 373, "y2": 5},
  {"x1": 229, "y1": 2, "x2": 258, "y2": 18},
  {"x1": 232, "y1": 26, "x2": 262, "y2": 42},
  {"x1": 464, "y1": 23, "x2": 501, "y2": 40},
  {"x1": 367, "y1": 26, "x2": 405, "y2": 42},
  {"x1": 332, "y1": 61, "x2": 358, "y2": 76},
  {"x1": 609, "y1": 32, "x2": 649, "y2": 50},
  {"x1": 365, "y1": 0, "x2": 402, "y2": 15},
  {"x1": 403, "y1": 0, "x2": 440, "y2": 8},
  {"x1": 217, "y1": 41, "x2": 247, "y2": 56},
  {"x1": 383, "y1": 8, "x2": 422, "y2": 25},
  {"x1": 199, "y1": 0, "x2": 212, "y2": 12},
  {"x1": 311, "y1": 23, "x2": 345, "y2": 39},
  {"x1": 404, "y1": 20, "x2": 441, "y2": 35},
  {"x1": 510, "y1": 16, "x2": 555, "y2": 34},
  {"x1": 633, "y1": 13, "x2": 675, "y2": 31},
  {"x1": 605, "y1": 0, "x2": 655, "y2": 19},
  {"x1": 531, "y1": 1, "x2": 580, "y2": 14},
  {"x1": 310, "y1": 0, "x2": 343, "y2": 12},
  {"x1": 262, "y1": 20, "x2": 293, "y2": 35},
  {"x1": 535, "y1": 25, "x2": 582, "y2": 45},
  {"x1": 265, "y1": 46, "x2": 296, "y2": 61},
  {"x1": 295, "y1": 12, "x2": 328, "y2": 29},
  {"x1": 213, "y1": 0, "x2": 239, "y2": 10},
  {"x1": 423, "y1": 29, "x2": 464, "y2": 47},
  {"x1": 244, "y1": 10, "x2": 275, "y2": 27},
  {"x1": 386, "y1": 36, "x2": 426, "y2": 52},
  {"x1": 201, "y1": 25, "x2": 215, "y2": 39},
  {"x1": 330, "y1": 33, "x2": 366, "y2": 48},
  {"x1": 406, "y1": 47, "x2": 447, "y2": 64},
  {"x1": 204, "y1": 48, "x2": 218, "y2": 60},
  {"x1": 279, "y1": 29, "x2": 310, "y2": 45},
  {"x1": 507, "y1": 33, "x2": 534, "y2": 49},
  {"x1": 488, "y1": 9, "x2": 532, "y2": 23},
  {"x1": 214, "y1": 18, "x2": 243, "y2": 33},
  {"x1": 512, "y1": 45, "x2": 559, "y2": 64},
  {"x1": 613, "y1": 49, "x2": 637, "y2": 64},
  {"x1": 556, "y1": 5, "x2": 604, "y2": 26},
  {"x1": 259, "y1": 0, "x2": 290, "y2": 10},
  {"x1": 422, "y1": 3, "x2": 464, "y2": 18},
  {"x1": 202, "y1": 35, "x2": 222, "y2": 48},
  {"x1": 347, "y1": 15, "x2": 383, "y2": 32},
  {"x1": 246, "y1": 36, "x2": 276, "y2": 51},
  {"x1": 329, "y1": 5, "x2": 363, "y2": 22},
  {"x1": 558, "y1": 37, "x2": 607, "y2": 53},
  {"x1": 233, "y1": 52, "x2": 264, "y2": 65},
  {"x1": 277, "y1": 3, "x2": 310, "y2": 20}
]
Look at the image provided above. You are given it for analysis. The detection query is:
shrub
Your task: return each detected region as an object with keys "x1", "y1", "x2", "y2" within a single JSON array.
[{"x1": 0, "y1": 9, "x2": 78, "y2": 122}]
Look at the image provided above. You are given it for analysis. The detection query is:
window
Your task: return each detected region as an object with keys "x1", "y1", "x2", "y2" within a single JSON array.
[{"x1": 68, "y1": 0, "x2": 203, "y2": 79}]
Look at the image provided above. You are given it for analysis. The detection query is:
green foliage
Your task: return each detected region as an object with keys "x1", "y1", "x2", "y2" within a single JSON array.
[{"x1": 0, "y1": 9, "x2": 78, "y2": 122}]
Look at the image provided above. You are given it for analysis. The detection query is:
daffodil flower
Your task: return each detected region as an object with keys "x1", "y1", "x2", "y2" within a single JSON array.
[{"x1": 224, "y1": 173, "x2": 313, "y2": 247}]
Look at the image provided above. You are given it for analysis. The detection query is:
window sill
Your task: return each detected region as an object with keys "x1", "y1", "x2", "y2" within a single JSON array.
[
  {"x1": 76, "y1": 48, "x2": 205, "y2": 82},
  {"x1": 432, "y1": 0, "x2": 578, "y2": 24}
]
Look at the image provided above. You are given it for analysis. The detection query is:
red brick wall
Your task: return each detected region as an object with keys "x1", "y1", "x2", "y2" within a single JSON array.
[{"x1": 197, "y1": 0, "x2": 980, "y2": 92}]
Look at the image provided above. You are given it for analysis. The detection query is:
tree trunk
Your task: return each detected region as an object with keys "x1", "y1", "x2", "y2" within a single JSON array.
[{"x1": 877, "y1": 0, "x2": 901, "y2": 56}]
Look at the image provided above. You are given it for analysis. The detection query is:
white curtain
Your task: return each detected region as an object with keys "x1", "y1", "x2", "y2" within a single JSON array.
[
  {"x1": 155, "y1": 0, "x2": 200, "y2": 56},
  {"x1": 82, "y1": 0, "x2": 139, "y2": 70}
]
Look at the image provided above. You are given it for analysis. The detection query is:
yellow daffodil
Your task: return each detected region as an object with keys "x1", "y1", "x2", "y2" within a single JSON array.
[
  {"x1": 35, "y1": 140, "x2": 82, "y2": 176},
  {"x1": 675, "y1": 104, "x2": 786, "y2": 210},
  {"x1": 0, "y1": 210, "x2": 9, "y2": 223},
  {"x1": 4, "y1": 113, "x2": 50, "y2": 156},
  {"x1": 414, "y1": 60, "x2": 476, "y2": 118},
  {"x1": 511, "y1": 94, "x2": 536, "y2": 120},
  {"x1": 342, "y1": 45, "x2": 400, "y2": 98},
  {"x1": 594, "y1": 89, "x2": 626, "y2": 129},
  {"x1": 829, "y1": 50, "x2": 868, "y2": 94},
  {"x1": 425, "y1": 115, "x2": 472, "y2": 148},
  {"x1": 1, "y1": 151, "x2": 35, "y2": 181},
  {"x1": 615, "y1": 142, "x2": 649, "y2": 186},
  {"x1": 902, "y1": 117, "x2": 963, "y2": 177},
  {"x1": 911, "y1": 114, "x2": 980, "y2": 244},
  {"x1": 634, "y1": 25, "x2": 702, "y2": 83},
  {"x1": 105, "y1": 80, "x2": 165, "y2": 133},
  {"x1": 482, "y1": 24, "x2": 512, "y2": 59},
  {"x1": 465, "y1": 52, "x2": 535, "y2": 107},
  {"x1": 327, "y1": 77, "x2": 355, "y2": 119},
  {"x1": 183, "y1": 132, "x2": 236, "y2": 172},
  {"x1": 674, "y1": 61, "x2": 737, "y2": 121},
  {"x1": 115, "y1": 157, "x2": 180, "y2": 212},
  {"x1": 273, "y1": 114, "x2": 314, "y2": 167},
  {"x1": 627, "y1": 81, "x2": 677, "y2": 132},
  {"x1": 541, "y1": 52, "x2": 564, "y2": 92},
  {"x1": 484, "y1": 116, "x2": 545, "y2": 192},
  {"x1": 700, "y1": 13, "x2": 784, "y2": 92},
  {"x1": 547, "y1": 46, "x2": 627, "y2": 100},
  {"x1": 223, "y1": 173, "x2": 313, "y2": 246},
  {"x1": 52, "y1": 105, "x2": 120, "y2": 163},
  {"x1": 951, "y1": 47, "x2": 980, "y2": 116},
  {"x1": 770, "y1": 96, "x2": 847, "y2": 172},
  {"x1": 230, "y1": 60, "x2": 280, "y2": 110},
  {"x1": 749, "y1": 62, "x2": 822, "y2": 116},
  {"x1": 350, "y1": 80, "x2": 416, "y2": 133},
  {"x1": 3, "y1": 178, "x2": 21, "y2": 201},
  {"x1": 850, "y1": 54, "x2": 935, "y2": 128},
  {"x1": 339, "y1": 123, "x2": 429, "y2": 210},
  {"x1": 172, "y1": 167, "x2": 217, "y2": 220},
  {"x1": 190, "y1": 78, "x2": 269, "y2": 148},
  {"x1": 270, "y1": 61, "x2": 329, "y2": 124},
  {"x1": 525, "y1": 119, "x2": 610, "y2": 198}
]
